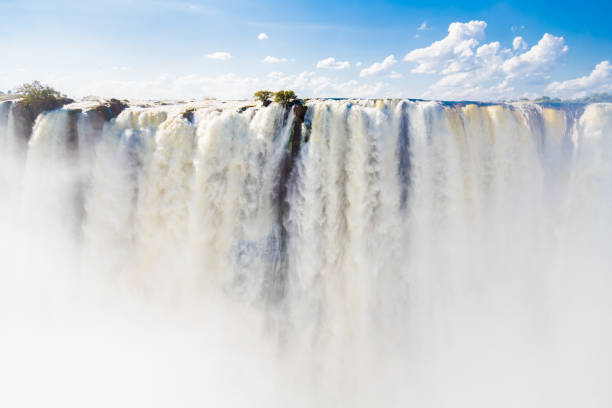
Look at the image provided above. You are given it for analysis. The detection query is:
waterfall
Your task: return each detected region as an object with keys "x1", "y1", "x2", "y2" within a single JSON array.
[{"x1": 0, "y1": 99, "x2": 611, "y2": 408}]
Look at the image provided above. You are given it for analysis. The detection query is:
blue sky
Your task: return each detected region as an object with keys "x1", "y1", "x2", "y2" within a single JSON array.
[{"x1": 1, "y1": 0, "x2": 610, "y2": 100}]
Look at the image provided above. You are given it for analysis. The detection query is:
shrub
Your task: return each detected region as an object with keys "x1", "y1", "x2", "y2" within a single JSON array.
[
  {"x1": 274, "y1": 90, "x2": 297, "y2": 105},
  {"x1": 10, "y1": 81, "x2": 72, "y2": 139},
  {"x1": 15, "y1": 81, "x2": 64, "y2": 113},
  {"x1": 254, "y1": 90, "x2": 274, "y2": 103}
]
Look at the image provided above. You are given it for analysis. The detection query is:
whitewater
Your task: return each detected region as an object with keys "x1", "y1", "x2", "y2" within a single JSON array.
[{"x1": 0, "y1": 98, "x2": 611, "y2": 407}]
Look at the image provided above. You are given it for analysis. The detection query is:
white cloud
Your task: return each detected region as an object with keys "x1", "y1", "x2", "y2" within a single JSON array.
[
  {"x1": 512, "y1": 36, "x2": 527, "y2": 51},
  {"x1": 389, "y1": 71, "x2": 403, "y2": 79},
  {"x1": 267, "y1": 71, "x2": 285, "y2": 79},
  {"x1": 186, "y1": 71, "x2": 391, "y2": 98},
  {"x1": 502, "y1": 33, "x2": 567, "y2": 78},
  {"x1": 76, "y1": 71, "x2": 396, "y2": 100},
  {"x1": 418, "y1": 21, "x2": 429, "y2": 31},
  {"x1": 206, "y1": 51, "x2": 232, "y2": 60},
  {"x1": 403, "y1": 20, "x2": 570, "y2": 100},
  {"x1": 360, "y1": 55, "x2": 397, "y2": 77},
  {"x1": 257, "y1": 33, "x2": 268, "y2": 40},
  {"x1": 546, "y1": 60, "x2": 612, "y2": 97},
  {"x1": 267, "y1": 71, "x2": 389, "y2": 97},
  {"x1": 404, "y1": 20, "x2": 487, "y2": 74},
  {"x1": 263, "y1": 56, "x2": 288, "y2": 63},
  {"x1": 316, "y1": 57, "x2": 350, "y2": 70},
  {"x1": 356, "y1": 62, "x2": 362, "y2": 67}
]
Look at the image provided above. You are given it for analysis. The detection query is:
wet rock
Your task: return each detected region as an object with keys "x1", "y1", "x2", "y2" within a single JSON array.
[
  {"x1": 238, "y1": 105, "x2": 255, "y2": 113},
  {"x1": 84, "y1": 99, "x2": 128, "y2": 131},
  {"x1": 85, "y1": 105, "x2": 112, "y2": 131},
  {"x1": 12, "y1": 97, "x2": 73, "y2": 141},
  {"x1": 267, "y1": 102, "x2": 309, "y2": 305},
  {"x1": 182, "y1": 108, "x2": 196, "y2": 123},
  {"x1": 67, "y1": 109, "x2": 82, "y2": 150},
  {"x1": 290, "y1": 104, "x2": 307, "y2": 159},
  {"x1": 109, "y1": 99, "x2": 128, "y2": 117},
  {"x1": 0, "y1": 100, "x2": 11, "y2": 124}
]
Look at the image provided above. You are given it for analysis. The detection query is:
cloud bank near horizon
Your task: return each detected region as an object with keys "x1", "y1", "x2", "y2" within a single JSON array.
[{"x1": 3, "y1": 20, "x2": 610, "y2": 101}]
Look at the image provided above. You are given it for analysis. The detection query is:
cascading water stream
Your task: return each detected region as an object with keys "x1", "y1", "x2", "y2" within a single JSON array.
[{"x1": 0, "y1": 99, "x2": 611, "y2": 408}]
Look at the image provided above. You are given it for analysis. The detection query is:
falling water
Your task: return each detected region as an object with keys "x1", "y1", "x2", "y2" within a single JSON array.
[{"x1": 0, "y1": 99, "x2": 611, "y2": 407}]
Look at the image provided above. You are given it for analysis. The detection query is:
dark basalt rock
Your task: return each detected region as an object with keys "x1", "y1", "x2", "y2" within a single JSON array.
[
  {"x1": 0, "y1": 100, "x2": 11, "y2": 124},
  {"x1": 12, "y1": 97, "x2": 73, "y2": 141},
  {"x1": 280, "y1": 102, "x2": 308, "y2": 186},
  {"x1": 85, "y1": 99, "x2": 128, "y2": 131},
  {"x1": 67, "y1": 109, "x2": 82, "y2": 150},
  {"x1": 182, "y1": 108, "x2": 196, "y2": 123},
  {"x1": 268, "y1": 103, "x2": 308, "y2": 304},
  {"x1": 291, "y1": 104, "x2": 308, "y2": 156},
  {"x1": 109, "y1": 99, "x2": 128, "y2": 117},
  {"x1": 262, "y1": 100, "x2": 272, "y2": 107},
  {"x1": 86, "y1": 105, "x2": 112, "y2": 131},
  {"x1": 277, "y1": 104, "x2": 308, "y2": 210},
  {"x1": 238, "y1": 105, "x2": 255, "y2": 113}
]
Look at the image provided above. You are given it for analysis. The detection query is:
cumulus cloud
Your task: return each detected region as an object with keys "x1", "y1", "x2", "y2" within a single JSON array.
[
  {"x1": 403, "y1": 20, "x2": 569, "y2": 100},
  {"x1": 512, "y1": 36, "x2": 527, "y2": 51},
  {"x1": 546, "y1": 60, "x2": 612, "y2": 97},
  {"x1": 502, "y1": 33, "x2": 567, "y2": 78},
  {"x1": 316, "y1": 57, "x2": 350, "y2": 70},
  {"x1": 206, "y1": 52, "x2": 232, "y2": 60},
  {"x1": 356, "y1": 62, "x2": 362, "y2": 67},
  {"x1": 404, "y1": 20, "x2": 487, "y2": 74},
  {"x1": 268, "y1": 71, "x2": 389, "y2": 97},
  {"x1": 263, "y1": 56, "x2": 288, "y2": 63},
  {"x1": 418, "y1": 21, "x2": 429, "y2": 31},
  {"x1": 360, "y1": 55, "x2": 397, "y2": 77},
  {"x1": 389, "y1": 71, "x2": 404, "y2": 79},
  {"x1": 76, "y1": 71, "x2": 395, "y2": 100},
  {"x1": 257, "y1": 33, "x2": 268, "y2": 40}
]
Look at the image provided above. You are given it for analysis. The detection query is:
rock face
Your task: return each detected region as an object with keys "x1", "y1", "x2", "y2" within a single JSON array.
[
  {"x1": 290, "y1": 104, "x2": 308, "y2": 160},
  {"x1": 280, "y1": 103, "x2": 308, "y2": 197},
  {"x1": 12, "y1": 97, "x2": 73, "y2": 141},
  {"x1": 278, "y1": 102, "x2": 308, "y2": 214},
  {"x1": 278, "y1": 103, "x2": 308, "y2": 211},
  {"x1": 0, "y1": 100, "x2": 11, "y2": 125},
  {"x1": 269, "y1": 103, "x2": 309, "y2": 303},
  {"x1": 108, "y1": 99, "x2": 126, "y2": 117},
  {"x1": 85, "y1": 99, "x2": 128, "y2": 131},
  {"x1": 68, "y1": 109, "x2": 82, "y2": 150},
  {"x1": 182, "y1": 108, "x2": 196, "y2": 123},
  {"x1": 238, "y1": 105, "x2": 255, "y2": 113}
]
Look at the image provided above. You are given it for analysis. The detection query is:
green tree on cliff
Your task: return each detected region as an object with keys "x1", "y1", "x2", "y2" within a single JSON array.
[
  {"x1": 274, "y1": 90, "x2": 297, "y2": 104},
  {"x1": 15, "y1": 81, "x2": 64, "y2": 113},
  {"x1": 254, "y1": 90, "x2": 274, "y2": 104}
]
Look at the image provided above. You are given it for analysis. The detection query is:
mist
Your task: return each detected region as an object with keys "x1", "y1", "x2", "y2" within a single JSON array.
[{"x1": 1, "y1": 99, "x2": 611, "y2": 407}]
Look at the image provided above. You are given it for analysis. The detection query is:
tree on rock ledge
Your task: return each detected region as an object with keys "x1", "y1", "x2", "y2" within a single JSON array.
[
  {"x1": 274, "y1": 90, "x2": 297, "y2": 105},
  {"x1": 12, "y1": 81, "x2": 73, "y2": 140},
  {"x1": 16, "y1": 81, "x2": 63, "y2": 106},
  {"x1": 254, "y1": 90, "x2": 274, "y2": 105},
  {"x1": 15, "y1": 81, "x2": 71, "y2": 119}
]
